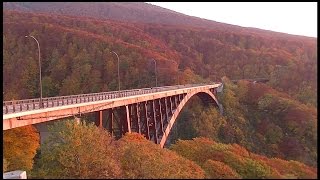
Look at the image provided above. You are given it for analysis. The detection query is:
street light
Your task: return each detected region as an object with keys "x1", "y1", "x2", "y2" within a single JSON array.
[
  {"x1": 110, "y1": 51, "x2": 120, "y2": 92},
  {"x1": 151, "y1": 59, "x2": 157, "y2": 87},
  {"x1": 25, "y1": 35, "x2": 43, "y2": 108}
]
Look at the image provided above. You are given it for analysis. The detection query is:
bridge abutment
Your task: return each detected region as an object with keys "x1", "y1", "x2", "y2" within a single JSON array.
[{"x1": 95, "y1": 110, "x2": 103, "y2": 128}]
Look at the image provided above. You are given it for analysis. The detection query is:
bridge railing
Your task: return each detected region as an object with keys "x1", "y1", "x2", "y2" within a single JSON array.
[{"x1": 3, "y1": 83, "x2": 216, "y2": 114}]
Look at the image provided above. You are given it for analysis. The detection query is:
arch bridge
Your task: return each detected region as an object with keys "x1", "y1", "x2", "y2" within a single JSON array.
[{"x1": 3, "y1": 83, "x2": 223, "y2": 147}]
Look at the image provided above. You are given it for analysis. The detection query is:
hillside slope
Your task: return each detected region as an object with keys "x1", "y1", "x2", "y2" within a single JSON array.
[
  {"x1": 2, "y1": 2, "x2": 247, "y2": 32},
  {"x1": 3, "y1": 2, "x2": 316, "y2": 40},
  {"x1": 171, "y1": 137, "x2": 317, "y2": 179},
  {"x1": 3, "y1": 9, "x2": 316, "y2": 107}
]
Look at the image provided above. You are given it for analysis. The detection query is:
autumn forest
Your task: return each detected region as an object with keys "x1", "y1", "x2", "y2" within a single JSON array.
[{"x1": 3, "y1": 2, "x2": 317, "y2": 179}]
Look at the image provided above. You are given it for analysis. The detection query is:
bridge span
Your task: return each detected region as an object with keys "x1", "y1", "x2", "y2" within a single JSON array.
[{"x1": 3, "y1": 83, "x2": 223, "y2": 147}]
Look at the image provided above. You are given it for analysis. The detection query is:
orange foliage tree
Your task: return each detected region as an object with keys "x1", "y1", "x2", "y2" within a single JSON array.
[
  {"x1": 3, "y1": 125, "x2": 40, "y2": 172},
  {"x1": 171, "y1": 137, "x2": 316, "y2": 179},
  {"x1": 202, "y1": 159, "x2": 240, "y2": 179},
  {"x1": 116, "y1": 133, "x2": 205, "y2": 179},
  {"x1": 31, "y1": 119, "x2": 122, "y2": 179}
]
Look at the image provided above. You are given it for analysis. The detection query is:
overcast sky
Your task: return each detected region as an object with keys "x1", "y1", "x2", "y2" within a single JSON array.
[{"x1": 147, "y1": 2, "x2": 317, "y2": 38}]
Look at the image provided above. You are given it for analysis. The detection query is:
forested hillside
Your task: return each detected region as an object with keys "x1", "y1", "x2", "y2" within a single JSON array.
[
  {"x1": 170, "y1": 77, "x2": 317, "y2": 167},
  {"x1": 4, "y1": 2, "x2": 317, "y2": 40},
  {"x1": 3, "y1": 10, "x2": 182, "y2": 99},
  {"x1": 2, "y1": 2, "x2": 263, "y2": 34},
  {"x1": 3, "y1": 9, "x2": 316, "y2": 107},
  {"x1": 3, "y1": 2, "x2": 317, "y2": 175},
  {"x1": 4, "y1": 121, "x2": 317, "y2": 178}
]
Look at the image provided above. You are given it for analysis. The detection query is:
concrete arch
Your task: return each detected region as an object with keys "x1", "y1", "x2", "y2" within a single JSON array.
[{"x1": 159, "y1": 89, "x2": 220, "y2": 147}]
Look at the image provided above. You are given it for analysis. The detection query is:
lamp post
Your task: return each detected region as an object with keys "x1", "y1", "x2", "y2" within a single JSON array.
[
  {"x1": 25, "y1": 35, "x2": 43, "y2": 108},
  {"x1": 151, "y1": 59, "x2": 157, "y2": 87},
  {"x1": 110, "y1": 51, "x2": 120, "y2": 92}
]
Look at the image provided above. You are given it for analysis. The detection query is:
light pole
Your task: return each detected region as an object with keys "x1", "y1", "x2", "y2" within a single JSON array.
[
  {"x1": 110, "y1": 51, "x2": 120, "y2": 92},
  {"x1": 25, "y1": 35, "x2": 43, "y2": 108},
  {"x1": 151, "y1": 59, "x2": 157, "y2": 87}
]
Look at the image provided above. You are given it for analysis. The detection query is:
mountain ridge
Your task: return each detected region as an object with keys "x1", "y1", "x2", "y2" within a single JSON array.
[{"x1": 3, "y1": 2, "x2": 316, "y2": 40}]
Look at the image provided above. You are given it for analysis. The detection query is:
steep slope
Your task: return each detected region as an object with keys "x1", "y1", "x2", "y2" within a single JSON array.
[
  {"x1": 3, "y1": 10, "x2": 181, "y2": 99},
  {"x1": 2, "y1": 2, "x2": 242, "y2": 32},
  {"x1": 141, "y1": 23, "x2": 317, "y2": 106},
  {"x1": 171, "y1": 78, "x2": 317, "y2": 167},
  {"x1": 171, "y1": 137, "x2": 317, "y2": 179},
  {"x1": 3, "y1": 9, "x2": 316, "y2": 106},
  {"x1": 3, "y1": 2, "x2": 316, "y2": 40}
]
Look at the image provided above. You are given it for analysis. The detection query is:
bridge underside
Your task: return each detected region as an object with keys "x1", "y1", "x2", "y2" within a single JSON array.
[{"x1": 94, "y1": 89, "x2": 220, "y2": 147}]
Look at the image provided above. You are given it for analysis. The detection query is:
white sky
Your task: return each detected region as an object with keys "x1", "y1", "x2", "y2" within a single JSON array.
[{"x1": 147, "y1": 2, "x2": 317, "y2": 38}]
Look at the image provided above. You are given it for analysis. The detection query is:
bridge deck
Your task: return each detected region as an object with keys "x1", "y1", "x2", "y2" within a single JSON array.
[
  {"x1": 3, "y1": 84, "x2": 212, "y2": 115},
  {"x1": 3, "y1": 83, "x2": 221, "y2": 130}
]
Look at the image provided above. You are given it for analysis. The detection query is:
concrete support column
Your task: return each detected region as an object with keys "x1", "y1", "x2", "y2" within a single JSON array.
[
  {"x1": 175, "y1": 95, "x2": 178, "y2": 107},
  {"x1": 129, "y1": 105, "x2": 135, "y2": 132},
  {"x1": 95, "y1": 110, "x2": 103, "y2": 128},
  {"x1": 165, "y1": 97, "x2": 169, "y2": 123},
  {"x1": 108, "y1": 108, "x2": 114, "y2": 137},
  {"x1": 126, "y1": 105, "x2": 131, "y2": 133},
  {"x1": 152, "y1": 100, "x2": 158, "y2": 144},
  {"x1": 136, "y1": 103, "x2": 141, "y2": 134},
  {"x1": 158, "y1": 99, "x2": 164, "y2": 134},
  {"x1": 144, "y1": 101, "x2": 150, "y2": 140},
  {"x1": 170, "y1": 96, "x2": 173, "y2": 113}
]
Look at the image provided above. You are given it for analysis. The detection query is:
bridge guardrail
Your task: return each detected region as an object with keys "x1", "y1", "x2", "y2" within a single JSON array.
[{"x1": 3, "y1": 83, "x2": 218, "y2": 115}]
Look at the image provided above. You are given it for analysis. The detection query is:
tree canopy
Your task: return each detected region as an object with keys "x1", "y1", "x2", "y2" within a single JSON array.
[{"x1": 3, "y1": 125, "x2": 40, "y2": 172}]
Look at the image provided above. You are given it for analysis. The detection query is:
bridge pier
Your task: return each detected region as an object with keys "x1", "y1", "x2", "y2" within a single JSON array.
[
  {"x1": 115, "y1": 106, "x2": 129, "y2": 137},
  {"x1": 108, "y1": 108, "x2": 114, "y2": 137},
  {"x1": 158, "y1": 99, "x2": 164, "y2": 135},
  {"x1": 95, "y1": 110, "x2": 103, "y2": 128},
  {"x1": 136, "y1": 103, "x2": 141, "y2": 134},
  {"x1": 151, "y1": 100, "x2": 158, "y2": 144},
  {"x1": 126, "y1": 105, "x2": 131, "y2": 133},
  {"x1": 144, "y1": 101, "x2": 150, "y2": 139}
]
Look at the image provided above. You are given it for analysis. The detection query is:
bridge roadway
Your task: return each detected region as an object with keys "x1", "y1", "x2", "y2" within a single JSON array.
[{"x1": 3, "y1": 83, "x2": 223, "y2": 147}]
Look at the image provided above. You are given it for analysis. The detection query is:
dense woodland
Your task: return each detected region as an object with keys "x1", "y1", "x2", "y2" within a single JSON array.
[
  {"x1": 3, "y1": 10, "x2": 317, "y2": 106},
  {"x1": 3, "y1": 121, "x2": 317, "y2": 178},
  {"x1": 171, "y1": 78, "x2": 317, "y2": 167},
  {"x1": 3, "y1": 2, "x2": 317, "y2": 178}
]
